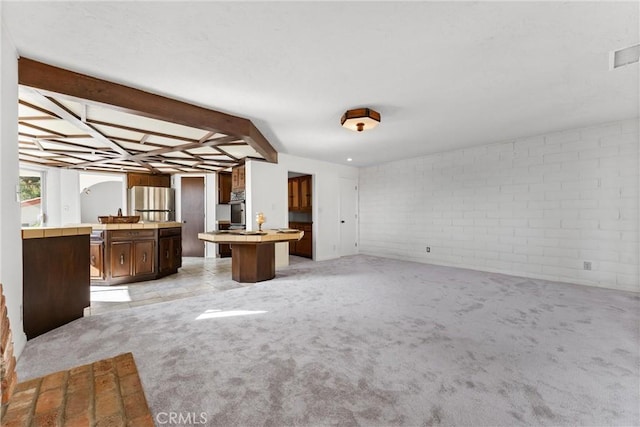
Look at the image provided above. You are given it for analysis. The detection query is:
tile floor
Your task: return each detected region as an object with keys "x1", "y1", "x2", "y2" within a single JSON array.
[{"x1": 87, "y1": 256, "x2": 311, "y2": 315}]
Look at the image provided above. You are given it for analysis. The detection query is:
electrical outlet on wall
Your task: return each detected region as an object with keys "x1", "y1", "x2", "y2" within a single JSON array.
[
  {"x1": 583, "y1": 261, "x2": 592, "y2": 271},
  {"x1": 426, "y1": 247, "x2": 431, "y2": 253}
]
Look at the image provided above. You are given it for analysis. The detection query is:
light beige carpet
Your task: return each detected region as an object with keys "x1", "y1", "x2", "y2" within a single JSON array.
[{"x1": 17, "y1": 255, "x2": 640, "y2": 426}]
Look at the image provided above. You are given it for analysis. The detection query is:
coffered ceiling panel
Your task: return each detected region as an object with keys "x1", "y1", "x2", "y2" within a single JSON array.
[
  {"x1": 17, "y1": 86, "x2": 268, "y2": 174},
  {"x1": 16, "y1": 59, "x2": 278, "y2": 174}
]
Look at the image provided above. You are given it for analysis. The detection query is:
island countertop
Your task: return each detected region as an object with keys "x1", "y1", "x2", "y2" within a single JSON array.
[
  {"x1": 198, "y1": 229, "x2": 304, "y2": 283},
  {"x1": 23, "y1": 222, "x2": 183, "y2": 239},
  {"x1": 21, "y1": 226, "x2": 93, "y2": 239},
  {"x1": 198, "y1": 229, "x2": 303, "y2": 244},
  {"x1": 89, "y1": 221, "x2": 183, "y2": 230}
]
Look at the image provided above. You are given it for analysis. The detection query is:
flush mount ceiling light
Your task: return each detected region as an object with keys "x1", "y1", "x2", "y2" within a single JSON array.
[{"x1": 341, "y1": 108, "x2": 381, "y2": 132}]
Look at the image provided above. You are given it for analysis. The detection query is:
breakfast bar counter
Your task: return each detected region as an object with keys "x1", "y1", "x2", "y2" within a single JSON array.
[
  {"x1": 198, "y1": 229, "x2": 303, "y2": 283},
  {"x1": 91, "y1": 221, "x2": 183, "y2": 230}
]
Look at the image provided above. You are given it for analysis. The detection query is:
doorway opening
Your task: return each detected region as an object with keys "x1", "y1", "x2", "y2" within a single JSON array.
[{"x1": 287, "y1": 172, "x2": 313, "y2": 259}]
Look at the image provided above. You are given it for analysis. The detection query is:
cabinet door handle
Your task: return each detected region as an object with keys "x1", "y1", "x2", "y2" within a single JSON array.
[
  {"x1": 166, "y1": 250, "x2": 170, "y2": 259},
  {"x1": 90, "y1": 255, "x2": 96, "y2": 266},
  {"x1": 120, "y1": 254, "x2": 125, "y2": 265},
  {"x1": 142, "y1": 252, "x2": 147, "y2": 263}
]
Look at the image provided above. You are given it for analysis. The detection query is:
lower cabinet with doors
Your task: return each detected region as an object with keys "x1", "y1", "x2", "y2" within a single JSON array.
[
  {"x1": 217, "y1": 222, "x2": 232, "y2": 258},
  {"x1": 288, "y1": 222, "x2": 312, "y2": 258},
  {"x1": 159, "y1": 227, "x2": 182, "y2": 275},
  {"x1": 90, "y1": 223, "x2": 182, "y2": 286}
]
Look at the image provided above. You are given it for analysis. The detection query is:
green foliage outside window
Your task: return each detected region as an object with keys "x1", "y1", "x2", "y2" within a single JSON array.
[{"x1": 20, "y1": 176, "x2": 41, "y2": 201}]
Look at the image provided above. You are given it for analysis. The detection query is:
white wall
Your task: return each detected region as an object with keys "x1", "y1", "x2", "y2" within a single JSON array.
[
  {"x1": 80, "y1": 181, "x2": 123, "y2": 223},
  {"x1": 79, "y1": 172, "x2": 126, "y2": 223},
  {"x1": 359, "y1": 119, "x2": 639, "y2": 292},
  {"x1": 46, "y1": 168, "x2": 81, "y2": 226},
  {"x1": 247, "y1": 153, "x2": 359, "y2": 262},
  {"x1": 0, "y1": 15, "x2": 27, "y2": 356},
  {"x1": 204, "y1": 173, "x2": 217, "y2": 257}
]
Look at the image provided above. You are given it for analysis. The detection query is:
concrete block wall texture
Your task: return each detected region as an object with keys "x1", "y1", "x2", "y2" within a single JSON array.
[{"x1": 359, "y1": 118, "x2": 639, "y2": 292}]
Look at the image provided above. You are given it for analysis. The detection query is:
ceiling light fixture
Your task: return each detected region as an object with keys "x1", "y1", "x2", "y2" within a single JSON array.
[{"x1": 341, "y1": 108, "x2": 381, "y2": 132}]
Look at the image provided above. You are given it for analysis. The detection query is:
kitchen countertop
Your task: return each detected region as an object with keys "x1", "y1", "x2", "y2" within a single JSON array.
[
  {"x1": 90, "y1": 221, "x2": 183, "y2": 230},
  {"x1": 198, "y1": 229, "x2": 303, "y2": 244},
  {"x1": 21, "y1": 226, "x2": 93, "y2": 239}
]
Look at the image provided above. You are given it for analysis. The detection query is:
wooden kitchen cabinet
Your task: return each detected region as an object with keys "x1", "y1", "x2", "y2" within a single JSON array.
[
  {"x1": 134, "y1": 240, "x2": 155, "y2": 275},
  {"x1": 218, "y1": 222, "x2": 232, "y2": 258},
  {"x1": 288, "y1": 178, "x2": 300, "y2": 210},
  {"x1": 23, "y1": 232, "x2": 90, "y2": 339},
  {"x1": 90, "y1": 240, "x2": 104, "y2": 280},
  {"x1": 110, "y1": 230, "x2": 156, "y2": 280},
  {"x1": 288, "y1": 175, "x2": 312, "y2": 211},
  {"x1": 218, "y1": 172, "x2": 232, "y2": 204},
  {"x1": 288, "y1": 222, "x2": 312, "y2": 258},
  {"x1": 90, "y1": 226, "x2": 181, "y2": 286},
  {"x1": 231, "y1": 165, "x2": 245, "y2": 191},
  {"x1": 159, "y1": 227, "x2": 182, "y2": 274},
  {"x1": 299, "y1": 175, "x2": 312, "y2": 211},
  {"x1": 111, "y1": 241, "x2": 133, "y2": 278},
  {"x1": 127, "y1": 172, "x2": 171, "y2": 188}
]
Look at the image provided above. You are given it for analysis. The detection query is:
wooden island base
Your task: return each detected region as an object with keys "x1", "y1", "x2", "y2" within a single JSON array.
[
  {"x1": 198, "y1": 229, "x2": 303, "y2": 283},
  {"x1": 232, "y1": 243, "x2": 275, "y2": 283}
]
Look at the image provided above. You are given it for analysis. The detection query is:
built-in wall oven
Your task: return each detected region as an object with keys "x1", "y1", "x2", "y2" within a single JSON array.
[{"x1": 229, "y1": 190, "x2": 246, "y2": 229}]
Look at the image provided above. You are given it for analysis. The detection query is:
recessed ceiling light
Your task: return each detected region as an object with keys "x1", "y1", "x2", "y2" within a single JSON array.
[{"x1": 347, "y1": 158, "x2": 353, "y2": 162}]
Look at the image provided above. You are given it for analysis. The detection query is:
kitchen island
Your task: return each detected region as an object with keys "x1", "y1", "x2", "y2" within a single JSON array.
[
  {"x1": 22, "y1": 226, "x2": 92, "y2": 339},
  {"x1": 198, "y1": 229, "x2": 303, "y2": 283},
  {"x1": 90, "y1": 221, "x2": 183, "y2": 286}
]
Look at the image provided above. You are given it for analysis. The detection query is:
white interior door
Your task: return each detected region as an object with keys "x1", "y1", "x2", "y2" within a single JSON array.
[{"x1": 340, "y1": 177, "x2": 358, "y2": 256}]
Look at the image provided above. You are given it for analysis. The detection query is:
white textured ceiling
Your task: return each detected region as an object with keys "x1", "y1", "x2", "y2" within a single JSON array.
[{"x1": 3, "y1": 1, "x2": 639, "y2": 166}]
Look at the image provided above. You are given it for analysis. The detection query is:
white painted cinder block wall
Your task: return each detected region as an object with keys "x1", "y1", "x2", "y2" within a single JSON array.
[{"x1": 359, "y1": 119, "x2": 639, "y2": 292}]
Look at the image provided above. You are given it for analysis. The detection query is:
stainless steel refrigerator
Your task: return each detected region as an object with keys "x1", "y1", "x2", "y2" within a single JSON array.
[{"x1": 128, "y1": 186, "x2": 175, "y2": 222}]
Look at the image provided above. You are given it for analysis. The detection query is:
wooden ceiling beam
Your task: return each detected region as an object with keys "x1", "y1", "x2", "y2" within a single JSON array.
[
  {"x1": 18, "y1": 115, "x2": 58, "y2": 121},
  {"x1": 18, "y1": 58, "x2": 278, "y2": 163},
  {"x1": 246, "y1": 122, "x2": 277, "y2": 163}
]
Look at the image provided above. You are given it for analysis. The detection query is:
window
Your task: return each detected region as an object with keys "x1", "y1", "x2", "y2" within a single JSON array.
[{"x1": 19, "y1": 169, "x2": 45, "y2": 227}]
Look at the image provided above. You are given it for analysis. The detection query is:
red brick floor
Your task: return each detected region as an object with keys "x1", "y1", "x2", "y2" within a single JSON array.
[{"x1": 1, "y1": 353, "x2": 153, "y2": 427}]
